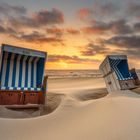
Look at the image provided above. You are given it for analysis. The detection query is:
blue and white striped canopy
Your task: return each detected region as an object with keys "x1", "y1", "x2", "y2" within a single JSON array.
[
  {"x1": 0, "y1": 45, "x2": 47, "y2": 91},
  {"x1": 109, "y1": 58, "x2": 133, "y2": 81}
]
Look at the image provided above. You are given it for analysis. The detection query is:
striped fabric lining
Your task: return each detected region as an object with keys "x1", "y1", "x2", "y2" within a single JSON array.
[
  {"x1": 109, "y1": 59, "x2": 133, "y2": 80},
  {"x1": 0, "y1": 52, "x2": 44, "y2": 91},
  {"x1": 110, "y1": 59, "x2": 123, "y2": 80}
]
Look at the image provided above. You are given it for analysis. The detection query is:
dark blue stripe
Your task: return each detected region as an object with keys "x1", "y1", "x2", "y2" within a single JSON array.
[
  {"x1": 37, "y1": 58, "x2": 44, "y2": 87},
  {"x1": 4, "y1": 52, "x2": 12, "y2": 87},
  {"x1": 0, "y1": 51, "x2": 5, "y2": 86},
  {"x1": 18, "y1": 55, "x2": 24, "y2": 87},
  {"x1": 12, "y1": 54, "x2": 18, "y2": 87},
  {"x1": 31, "y1": 57, "x2": 35, "y2": 87},
  {"x1": 25, "y1": 56, "x2": 30, "y2": 87}
]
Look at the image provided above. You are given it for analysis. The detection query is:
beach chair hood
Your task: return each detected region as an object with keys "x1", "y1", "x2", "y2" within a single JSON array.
[{"x1": 0, "y1": 44, "x2": 47, "y2": 91}]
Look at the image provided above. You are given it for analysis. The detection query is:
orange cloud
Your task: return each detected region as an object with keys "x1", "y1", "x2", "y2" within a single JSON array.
[
  {"x1": 46, "y1": 27, "x2": 64, "y2": 34},
  {"x1": 46, "y1": 27, "x2": 80, "y2": 35},
  {"x1": 35, "y1": 37, "x2": 64, "y2": 44},
  {"x1": 77, "y1": 8, "x2": 93, "y2": 21},
  {"x1": 66, "y1": 28, "x2": 80, "y2": 34},
  {"x1": 82, "y1": 26, "x2": 104, "y2": 34}
]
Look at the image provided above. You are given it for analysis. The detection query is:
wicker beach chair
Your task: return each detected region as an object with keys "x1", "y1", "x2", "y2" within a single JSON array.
[{"x1": 0, "y1": 44, "x2": 47, "y2": 107}]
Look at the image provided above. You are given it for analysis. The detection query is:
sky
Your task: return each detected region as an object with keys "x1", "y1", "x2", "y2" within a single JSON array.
[{"x1": 0, "y1": 0, "x2": 140, "y2": 69}]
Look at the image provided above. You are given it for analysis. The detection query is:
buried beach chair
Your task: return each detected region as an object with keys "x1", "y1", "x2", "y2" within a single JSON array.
[
  {"x1": 99, "y1": 55, "x2": 139, "y2": 92},
  {"x1": 0, "y1": 44, "x2": 47, "y2": 106}
]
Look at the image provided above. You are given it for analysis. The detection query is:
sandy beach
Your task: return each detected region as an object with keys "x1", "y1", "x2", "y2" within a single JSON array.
[
  {"x1": 0, "y1": 77, "x2": 140, "y2": 140},
  {"x1": 0, "y1": 0, "x2": 140, "y2": 139}
]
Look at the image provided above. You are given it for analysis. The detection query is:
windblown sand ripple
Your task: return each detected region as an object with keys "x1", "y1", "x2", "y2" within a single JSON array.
[{"x1": 0, "y1": 77, "x2": 140, "y2": 140}]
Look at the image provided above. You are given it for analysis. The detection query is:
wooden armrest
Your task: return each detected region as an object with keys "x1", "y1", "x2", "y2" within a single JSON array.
[{"x1": 43, "y1": 75, "x2": 48, "y2": 92}]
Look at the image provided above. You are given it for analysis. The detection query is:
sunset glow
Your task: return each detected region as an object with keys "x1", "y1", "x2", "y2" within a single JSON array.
[{"x1": 0, "y1": 0, "x2": 140, "y2": 69}]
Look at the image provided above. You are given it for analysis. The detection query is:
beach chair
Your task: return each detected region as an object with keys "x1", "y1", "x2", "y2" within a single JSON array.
[
  {"x1": 129, "y1": 68, "x2": 140, "y2": 86},
  {"x1": 0, "y1": 44, "x2": 47, "y2": 107},
  {"x1": 99, "y1": 55, "x2": 137, "y2": 92}
]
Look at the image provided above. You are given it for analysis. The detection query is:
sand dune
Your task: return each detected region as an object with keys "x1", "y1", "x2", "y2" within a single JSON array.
[
  {"x1": 73, "y1": 88, "x2": 108, "y2": 101},
  {"x1": 0, "y1": 77, "x2": 140, "y2": 140},
  {"x1": 48, "y1": 77, "x2": 105, "y2": 94}
]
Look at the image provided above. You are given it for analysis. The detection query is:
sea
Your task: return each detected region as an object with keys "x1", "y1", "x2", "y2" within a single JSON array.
[
  {"x1": 45, "y1": 69, "x2": 140, "y2": 79},
  {"x1": 45, "y1": 70, "x2": 102, "y2": 79}
]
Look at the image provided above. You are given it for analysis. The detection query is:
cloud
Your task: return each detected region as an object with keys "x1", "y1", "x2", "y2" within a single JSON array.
[
  {"x1": 0, "y1": 25, "x2": 17, "y2": 34},
  {"x1": 7, "y1": 16, "x2": 36, "y2": 28},
  {"x1": 79, "y1": 34, "x2": 140, "y2": 62},
  {"x1": 19, "y1": 31, "x2": 45, "y2": 42},
  {"x1": 34, "y1": 37, "x2": 64, "y2": 44},
  {"x1": 82, "y1": 21, "x2": 109, "y2": 34},
  {"x1": 77, "y1": 1, "x2": 140, "y2": 36},
  {"x1": 82, "y1": 19, "x2": 133, "y2": 35},
  {"x1": 8, "y1": 8, "x2": 64, "y2": 28},
  {"x1": 32, "y1": 9, "x2": 64, "y2": 25},
  {"x1": 105, "y1": 35, "x2": 140, "y2": 48},
  {"x1": 79, "y1": 35, "x2": 140, "y2": 63},
  {"x1": 115, "y1": 48, "x2": 140, "y2": 59},
  {"x1": 66, "y1": 28, "x2": 80, "y2": 34},
  {"x1": 109, "y1": 19, "x2": 132, "y2": 34},
  {"x1": 93, "y1": 2, "x2": 119, "y2": 16},
  {"x1": 77, "y1": 2, "x2": 119, "y2": 22},
  {"x1": 0, "y1": 25, "x2": 6, "y2": 32},
  {"x1": 77, "y1": 2, "x2": 140, "y2": 22},
  {"x1": 46, "y1": 27, "x2": 64, "y2": 34},
  {"x1": 77, "y1": 8, "x2": 93, "y2": 21},
  {"x1": 134, "y1": 22, "x2": 140, "y2": 31},
  {"x1": 0, "y1": 2, "x2": 26, "y2": 16},
  {"x1": 46, "y1": 27, "x2": 80, "y2": 35},
  {"x1": 102, "y1": 3, "x2": 118, "y2": 14},
  {"x1": 126, "y1": 3, "x2": 140, "y2": 18},
  {"x1": 102, "y1": 35, "x2": 140, "y2": 62},
  {"x1": 0, "y1": 4, "x2": 65, "y2": 44},
  {"x1": 48, "y1": 54, "x2": 99, "y2": 63},
  {"x1": 80, "y1": 43, "x2": 108, "y2": 56},
  {"x1": 10, "y1": 31, "x2": 64, "y2": 44},
  {"x1": 46, "y1": 27, "x2": 64, "y2": 38}
]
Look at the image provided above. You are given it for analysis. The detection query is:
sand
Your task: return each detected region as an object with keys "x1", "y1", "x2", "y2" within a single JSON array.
[
  {"x1": 131, "y1": 87, "x2": 140, "y2": 95},
  {"x1": 0, "y1": 77, "x2": 140, "y2": 140},
  {"x1": 0, "y1": 92, "x2": 62, "y2": 118}
]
